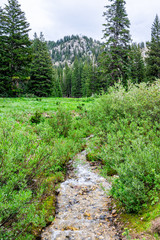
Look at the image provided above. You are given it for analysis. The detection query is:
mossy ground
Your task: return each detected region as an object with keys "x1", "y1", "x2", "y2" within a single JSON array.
[{"x1": 116, "y1": 201, "x2": 160, "y2": 239}]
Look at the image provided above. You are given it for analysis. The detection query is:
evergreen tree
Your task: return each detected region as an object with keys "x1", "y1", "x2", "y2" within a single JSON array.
[
  {"x1": 130, "y1": 44, "x2": 146, "y2": 84},
  {"x1": 57, "y1": 66, "x2": 64, "y2": 95},
  {"x1": 71, "y1": 58, "x2": 83, "y2": 97},
  {"x1": 29, "y1": 33, "x2": 54, "y2": 97},
  {"x1": 2, "y1": 0, "x2": 32, "y2": 96},
  {"x1": 0, "y1": 7, "x2": 8, "y2": 96},
  {"x1": 52, "y1": 68, "x2": 62, "y2": 97},
  {"x1": 64, "y1": 63, "x2": 72, "y2": 97},
  {"x1": 146, "y1": 14, "x2": 160, "y2": 81},
  {"x1": 81, "y1": 62, "x2": 92, "y2": 97},
  {"x1": 99, "y1": 0, "x2": 131, "y2": 89}
]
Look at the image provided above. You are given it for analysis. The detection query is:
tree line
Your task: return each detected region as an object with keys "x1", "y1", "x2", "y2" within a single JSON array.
[{"x1": 0, "y1": 0, "x2": 160, "y2": 97}]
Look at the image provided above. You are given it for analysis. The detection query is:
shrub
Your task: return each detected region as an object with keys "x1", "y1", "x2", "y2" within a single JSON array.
[
  {"x1": 30, "y1": 111, "x2": 42, "y2": 124},
  {"x1": 111, "y1": 144, "x2": 160, "y2": 213},
  {"x1": 49, "y1": 107, "x2": 72, "y2": 137},
  {"x1": 87, "y1": 80, "x2": 160, "y2": 213},
  {"x1": 0, "y1": 115, "x2": 84, "y2": 239}
]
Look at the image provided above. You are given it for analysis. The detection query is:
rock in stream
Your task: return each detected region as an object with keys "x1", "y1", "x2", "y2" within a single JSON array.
[{"x1": 41, "y1": 150, "x2": 120, "y2": 240}]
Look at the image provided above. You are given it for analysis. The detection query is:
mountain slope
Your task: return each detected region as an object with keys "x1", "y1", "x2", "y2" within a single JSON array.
[{"x1": 47, "y1": 35, "x2": 103, "y2": 66}]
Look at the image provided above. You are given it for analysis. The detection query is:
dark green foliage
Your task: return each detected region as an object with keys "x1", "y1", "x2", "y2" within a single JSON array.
[
  {"x1": 81, "y1": 62, "x2": 92, "y2": 97},
  {"x1": 30, "y1": 111, "x2": 42, "y2": 124},
  {"x1": 1, "y1": 0, "x2": 32, "y2": 96},
  {"x1": 54, "y1": 58, "x2": 99, "y2": 98},
  {"x1": 71, "y1": 58, "x2": 83, "y2": 97},
  {"x1": 0, "y1": 7, "x2": 8, "y2": 96},
  {"x1": 138, "y1": 41, "x2": 145, "y2": 49},
  {"x1": 99, "y1": 0, "x2": 131, "y2": 89},
  {"x1": 52, "y1": 68, "x2": 62, "y2": 97},
  {"x1": 146, "y1": 15, "x2": 160, "y2": 81},
  {"x1": 63, "y1": 63, "x2": 72, "y2": 97},
  {"x1": 129, "y1": 44, "x2": 146, "y2": 83},
  {"x1": 29, "y1": 33, "x2": 55, "y2": 97}
]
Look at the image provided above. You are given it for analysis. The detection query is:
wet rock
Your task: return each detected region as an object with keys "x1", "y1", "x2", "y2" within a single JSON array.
[
  {"x1": 112, "y1": 210, "x2": 117, "y2": 214},
  {"x1": 151, "y1": 217, "x2": 160, "y2": 235},
  {"x1": 100, "y1": 215, "x2": 107, "y2": 220}
]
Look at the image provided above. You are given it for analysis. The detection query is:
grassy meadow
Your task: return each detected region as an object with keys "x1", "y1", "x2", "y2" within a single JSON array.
[{"x1": 0, "y1": 81, "x2": 160, "y2": 239}]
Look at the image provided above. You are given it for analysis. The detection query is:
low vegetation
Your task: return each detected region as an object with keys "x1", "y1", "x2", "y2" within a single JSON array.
[
  {"x1": 0, "y1": 97, "x2": 93, "y2": 239},
  {"x1": 0, "y1": 81, "x2": 160, "y2": 239}
]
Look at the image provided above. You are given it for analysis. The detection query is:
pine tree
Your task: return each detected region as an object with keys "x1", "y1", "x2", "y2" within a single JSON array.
[
  {"x1": 52, "y1": 68, "x2": 62, "y2": 97},
  {"x1": 100, "y1": 0, "x2": 131, "y2": 89},
  {"x1": 0, "y1": 7, "x2": 8, "y2": 96},
  {"x1": 64, "y1": 63, "x2": 72, "y2": 97},
  {"x1": 130, "y1": 44, "x2": 146, "y2": 84},
  {"x1": 71, "y1": 58, "x2": 83, "y2": 97},
  {"x1": 2, "y1": 0, "x2": 32, "y2": 96},
  {"x1": 29, "y1": 33, "x2": 55, "y2": 97},
  {"x1": 56, "y1": 66, "x2": 64, "y2": 95},
  {"x1": 81, "y1": 62, "x2": 92, "y2": 97},
  {"x1": 146, "y1": 14, "x2": 160, "y2": 81}
]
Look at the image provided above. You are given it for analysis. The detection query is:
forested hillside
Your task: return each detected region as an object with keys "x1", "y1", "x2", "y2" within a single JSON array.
[{"x1": 47, "y1": 35, "x2": 102, "y2": 66}]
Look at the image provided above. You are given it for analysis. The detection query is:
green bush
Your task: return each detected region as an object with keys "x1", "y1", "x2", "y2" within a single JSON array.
[
  {"x1": 88, "y1": 80, "x2": 160, "y2": 213},
  {"x1": 0, "y1": 114, "x2": 84, "y2": 239},
  {"x1": 30, "y1": 111, "x2": 42, "y2": 124},
  {"x1": 49, "y1": 107, "x2": 72, "y2": 137},
  {"x1": 111, "y1": 144, "x2": 160, "y2": 213}
]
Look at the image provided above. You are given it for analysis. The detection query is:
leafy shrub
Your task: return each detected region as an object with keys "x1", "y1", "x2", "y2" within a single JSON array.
[
  {"x1": 49, "y1": 107, "x2": 72, "y2": 137},
  {"x1": 0, "y1": 113, "x2": 84, "y2": 239},
  {"x1": 30, "y1": 111, "x2": 42, "y2": 124},
  {"x1": 69, "y1": 115, "x2": 92, "y2": 139},
  {"x1": 111, "y1": 144, "x2": 160, "y2": 213},
  {"x1": 88, "y1": 80, "x2": 160, "y2": 213}
]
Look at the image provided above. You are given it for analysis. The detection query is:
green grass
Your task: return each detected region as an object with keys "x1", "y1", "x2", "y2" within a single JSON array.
[
  {"x1": 0, "y1": 96, "x2": 94, "y2": 239},
  {"x1": 0, "y1": 96, "x2": 94, "y2": 114}
]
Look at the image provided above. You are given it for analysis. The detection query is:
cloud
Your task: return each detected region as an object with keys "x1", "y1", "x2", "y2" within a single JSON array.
[
  {"x1": 0, "y1": 0, "x2": 160, "y2": 42},
  {"x1": 32, "y1": 0, "x2": 107, "y2": 40},
  {"x1": 126, "y1": 0, "x2": 160, "y2": 42}
]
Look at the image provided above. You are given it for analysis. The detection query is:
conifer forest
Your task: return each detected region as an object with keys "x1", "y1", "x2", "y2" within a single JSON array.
[{"x1": 0, "y1": 0, "x2": 160, "y2": 239}]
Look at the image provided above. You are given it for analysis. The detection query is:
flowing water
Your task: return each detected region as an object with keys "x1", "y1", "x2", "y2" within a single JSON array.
[{"x1": 41, "y1": 150, "x2": 121, "y2": 240}]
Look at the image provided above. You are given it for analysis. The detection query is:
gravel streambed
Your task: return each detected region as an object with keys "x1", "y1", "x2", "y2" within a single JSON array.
[{"x1": 41, "y1": 150, "x2": 121, "y2": 240}]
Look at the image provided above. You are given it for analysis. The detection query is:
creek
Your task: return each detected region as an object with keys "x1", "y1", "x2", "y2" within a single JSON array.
[{"x1": 41, "y1": 150, "x2": 121, "y2": 240}]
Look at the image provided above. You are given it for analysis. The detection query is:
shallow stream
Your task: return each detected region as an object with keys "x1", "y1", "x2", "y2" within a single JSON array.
[{"x1": 41, "y1": 150, "x2": 121, "y2": 240}]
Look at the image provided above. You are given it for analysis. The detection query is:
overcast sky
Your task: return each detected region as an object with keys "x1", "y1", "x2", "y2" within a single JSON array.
[{"x1": 0, "y1": 0, "x2": 160, "y2": 43}]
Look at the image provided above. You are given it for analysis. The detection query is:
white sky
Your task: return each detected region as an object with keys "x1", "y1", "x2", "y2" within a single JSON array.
[{"x1": 0, "y1": 0, "x2": 160, "y2": 43}]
